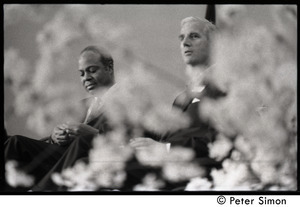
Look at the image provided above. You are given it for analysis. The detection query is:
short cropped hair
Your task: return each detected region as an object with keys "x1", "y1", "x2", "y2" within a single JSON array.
[
  {"x1": 181, "y1": 16, "x2": 216, "y2": 40},
  {"x1": 80, "y1": 45, "x2": 114, "y2": 70}
]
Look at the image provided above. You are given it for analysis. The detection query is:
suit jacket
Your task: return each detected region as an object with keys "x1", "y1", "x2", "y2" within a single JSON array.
[
  {"x1": 81, "y1": 97, "x2": 112, "y2": 134},
  {"x1": 162, "y1": 88, "x2": 217, "y2": 158}
]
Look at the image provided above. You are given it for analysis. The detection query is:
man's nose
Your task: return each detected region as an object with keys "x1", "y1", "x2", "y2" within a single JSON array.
[
  {"x1": 83, "y1": 72, "x2": 92, "y2": 81},
  {"x1": 182, "y1": 37, "x2": 191, "y2": 47}
]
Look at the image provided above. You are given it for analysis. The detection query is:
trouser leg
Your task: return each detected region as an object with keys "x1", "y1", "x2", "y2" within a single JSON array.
[
  {"x1": 32, "y1": 135, "x2": 94, "y2": 191},
  {"x1": 4, "y1": 135, "x2": 66, "y2": 186}
]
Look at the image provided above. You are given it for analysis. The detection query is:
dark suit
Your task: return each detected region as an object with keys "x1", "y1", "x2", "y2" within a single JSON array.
[
  {"x1": 4, "y1": 97, "x2": 111, "y2": 191},
  {"x1": 163, "y1": 88, "x2": 217, "y2": 159}
]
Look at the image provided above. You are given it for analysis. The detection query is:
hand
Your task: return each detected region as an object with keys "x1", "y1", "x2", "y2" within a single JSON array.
[
  {"x1": 51, "y1": 124, "x2": 71, "y2": 146},
  {"x1": 63, "y1": 122, "x2": 99, "y2": 140},
  {"x1": 129, "y1": 137, "x2": 168, "y2": 153}
]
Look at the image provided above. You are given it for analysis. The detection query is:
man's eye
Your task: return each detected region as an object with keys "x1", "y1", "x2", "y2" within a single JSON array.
[
  {"x1": 190, "y1": 34, "x2": 200, "y2": 39},
  {"x1": 89, "y1": 67, "x2": 98, "y2": 73},
  {"x1": 179, "y1": 35, "x2": 184, "y2": 41},
  {"x1": 79, "y1": 71, "x2": 84, "y2": 77}
]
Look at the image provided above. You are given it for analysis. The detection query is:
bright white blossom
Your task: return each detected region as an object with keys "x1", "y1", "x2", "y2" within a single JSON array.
[
  {"x1": 163, "y1": 161, "x2": 205, "y2": 183},
  {"x1": 211, "y1": 160, "x2": 255, "y2": 191},
  {"x1": 185, "y1": 177, "x2": 212, "y2": 191},
  {"x1": 209, "y1": 134, "x2": 233, "y2": 161},
  {"x1": 5, "y1": 161, "x2": 35, "y2": 188},
  {"x1": 133, "y1": 173, "x2": 165, "y2": 191}
]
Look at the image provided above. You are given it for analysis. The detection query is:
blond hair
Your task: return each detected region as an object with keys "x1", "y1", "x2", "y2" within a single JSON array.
[{"x1": 181, "y1": 16, "x2": 216, "y2": 40}]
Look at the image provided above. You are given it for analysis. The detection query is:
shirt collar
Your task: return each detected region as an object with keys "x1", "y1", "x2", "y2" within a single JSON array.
[{"x1": 92, "y1": 83, "x2": 118, "y2": 101}]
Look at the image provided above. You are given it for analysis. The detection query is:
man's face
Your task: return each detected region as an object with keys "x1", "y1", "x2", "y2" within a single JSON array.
[
  {"x1": 78, "y1": 51, "x2": 113, "y2": 94},
  {"x1": 179, "y1": 21, "x2": 209, "y2": 66}
]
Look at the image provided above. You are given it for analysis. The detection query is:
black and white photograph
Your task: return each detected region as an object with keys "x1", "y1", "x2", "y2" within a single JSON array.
[{"x1": 2, "y1": 4, "x2": 297, "y2": 194}]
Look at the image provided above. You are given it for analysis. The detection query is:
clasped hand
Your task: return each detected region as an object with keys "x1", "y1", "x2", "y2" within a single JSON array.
[
  {"x1": 51, "y1": 122, "x2": 99, "y2": 146},
  {"x1": 129, "y1": 137, "x2": 168, "y2": 153}
]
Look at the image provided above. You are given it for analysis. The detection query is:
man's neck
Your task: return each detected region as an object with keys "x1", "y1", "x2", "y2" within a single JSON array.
[
  {"x1": 186, "y1": 64, "x2": 211, "y2": 90},
  {"x1": 91, "y1": 83, "x2": 115, "y2": 99},
  {"x1": 186, "y1": 62, "x2": 210, "y2": 72}
]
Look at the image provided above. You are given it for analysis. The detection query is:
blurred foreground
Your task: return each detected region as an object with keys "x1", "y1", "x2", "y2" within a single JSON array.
[{"x1": 4, "y1": 5, "x2": 297, "y2": 191}]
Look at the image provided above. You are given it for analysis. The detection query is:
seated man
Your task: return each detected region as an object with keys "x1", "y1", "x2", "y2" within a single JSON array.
[
  {"x1": 130, "y1": 17, "x2": 220, "y2": 159},
  {"x1": 127, "y1": 17, "x2": 222, "y2": 190},
  {"x1": 167, "y1": 16, "x2": 219, "y2": 157},
  {"x1": 4, "y1": 45, "x2": 115, "y2": 191}
]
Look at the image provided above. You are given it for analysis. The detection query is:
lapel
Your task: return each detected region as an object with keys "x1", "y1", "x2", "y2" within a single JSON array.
[
  {"x1": 173, "y1": 88, "x2": 207, "y2": 128},
  {"x1": 173, "y1": 90, "x2": 193, "y2": 112},
  {"x1": 173, "y1": 88, "x2": 204, "y2": 112},
  {"x1": 85, "y1": 106, "x2": 106, "y2": 126}
]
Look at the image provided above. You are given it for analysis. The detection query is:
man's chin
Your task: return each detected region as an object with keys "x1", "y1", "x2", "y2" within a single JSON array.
[
  {"x1": 87, "y1": 89, "x2": 94, "y2": 94},
  {"x1": 87, "y1": 86, "x2": 110, "y2": 96},
  {"x1": 183, "y1": 57, "x2": 193, "y2": 64},
  {"x1": 86, "y1": 84, "x2": 98, "y2": 93}
]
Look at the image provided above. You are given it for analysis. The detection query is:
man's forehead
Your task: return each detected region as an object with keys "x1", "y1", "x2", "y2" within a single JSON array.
[
  {"x1": 180, "y1": 21, "x2": 206, "y2": 34},
  {"x1": 78, "y1": 51, "x2": 103, "y2": 69},
  {"x1": 80, "y1": 51, "x2": 100, "y2": 60},
  {"x1": 79, "y1": 51, "x2": 101, "y2": 64}
]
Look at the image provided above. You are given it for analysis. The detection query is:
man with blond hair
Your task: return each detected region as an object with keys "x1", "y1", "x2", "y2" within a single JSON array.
[
  {"x1": 166, "y1": 16, "x2": 218, "y2": 158},
  {"x1": 130, "y1": 17, "x2": 220, "y2": 160}
]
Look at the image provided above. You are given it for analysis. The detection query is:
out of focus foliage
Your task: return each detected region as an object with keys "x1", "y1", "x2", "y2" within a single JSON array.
[
  {"x1": 199, "y1": 5, "x2": 297, "y2": 190},
  {"x1": 4, "y1": 5, "x2": 297, "y2": 191}
]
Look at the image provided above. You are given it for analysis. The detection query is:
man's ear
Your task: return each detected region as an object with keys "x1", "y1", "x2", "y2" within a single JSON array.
[{"x1": 107, "y1": 61, "x2": 114, "y2": 74}]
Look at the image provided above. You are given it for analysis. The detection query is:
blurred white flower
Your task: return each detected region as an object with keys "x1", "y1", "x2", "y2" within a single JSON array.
[
  {"x1": 5, "y1": 160, "x2": 35, "y2": 188},
  {"x1": 250, "y1": 153, "x2": 281, "y2": 185},
  {"x1": 185, "y1": 177, "x2": 212, "y2": 191},
  {"x1": 136, "y1": 145, "x2": 195, "y2": 167},
  {"x1": 217, "y1": 5, "x2": 247, "y2": 31},
  {"x1": 163, "y1": 161, "x2": 205, "y2": 183},
  {"x1": 93, "y1": 170, "x2": 127, "y2": 189},
  {"x1": 90, "y1": 133, "x2": 133, "y2": 165},
  {"x1": 52, "y1": 162, "x2": 97, "y2": 191},
  {"x1": 143, "y1": 104, "x2": 190, "y2": 134},
  {"x1": 50, "y1": 132, "x2": 134, "y2": 190},
  {"x1": 234, "y1": 135, "x2": 255, "y2": 161},
  {"x1": 201, "y1": 5, "x2": 297, "y2": 190},
  {"x1": 209, "y1": 133, "x2": 233, "y2": 161},
  {"x1": 4, "y1": 48, "x2": 32, "y2": 93},
  {"x1": 211, "y1": 160, "x2": 254, "y2": 191},
  {"x1": 135, "y1": 145, "x2": 204, "y2": 184},
  {"x1": 272, "y1": 5, "x2": 297, "y2": 59},
  {"x1": 133, "y1": 173, "x2": 165, "y2": 191}
]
